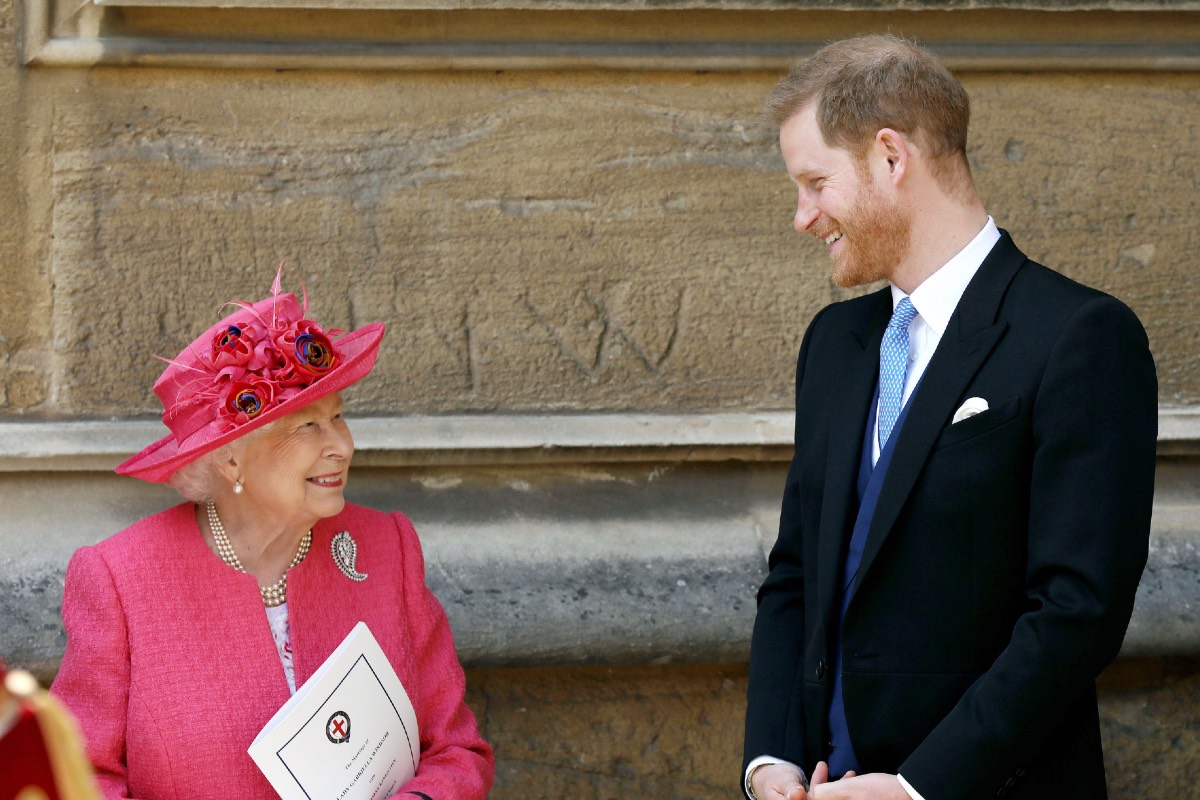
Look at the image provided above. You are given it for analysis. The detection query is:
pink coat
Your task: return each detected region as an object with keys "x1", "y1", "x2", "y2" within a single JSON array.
[{"x1": 52, "y1": 502, "x2": 493, "y2": 800}]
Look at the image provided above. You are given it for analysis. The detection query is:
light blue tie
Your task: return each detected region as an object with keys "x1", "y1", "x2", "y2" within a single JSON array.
[{"x1": 878, "y1": 297, "x2": 918, "y2": 450}]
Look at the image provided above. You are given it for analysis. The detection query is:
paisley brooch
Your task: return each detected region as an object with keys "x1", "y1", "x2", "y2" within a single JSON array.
[{"x1": 331, "y1": 530, "x2": 368, "y2": 582}]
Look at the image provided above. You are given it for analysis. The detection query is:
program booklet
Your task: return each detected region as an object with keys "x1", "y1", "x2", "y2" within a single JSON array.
[{"x1": 249, "y1": 621, "x2": 420, "y2": 800}]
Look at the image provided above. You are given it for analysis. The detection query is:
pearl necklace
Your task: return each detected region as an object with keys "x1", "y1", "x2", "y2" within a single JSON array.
[{"x1": 205, "y1": 502, "x2": 312, "y2": 607}]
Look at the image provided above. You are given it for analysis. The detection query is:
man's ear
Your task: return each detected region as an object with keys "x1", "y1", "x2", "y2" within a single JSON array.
[{"x1": 873, "y1": 127, "x2": 910, "y2": 186}]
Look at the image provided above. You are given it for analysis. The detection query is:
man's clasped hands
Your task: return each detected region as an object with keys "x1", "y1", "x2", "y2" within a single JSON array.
[{"x1": 753, "y1": 762, "x2": 913, "y2": 800}]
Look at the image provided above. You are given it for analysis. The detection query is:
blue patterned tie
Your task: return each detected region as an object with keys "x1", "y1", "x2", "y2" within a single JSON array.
[{"x1": 878, "y1": 297, "x2": 918, "y2": 450}]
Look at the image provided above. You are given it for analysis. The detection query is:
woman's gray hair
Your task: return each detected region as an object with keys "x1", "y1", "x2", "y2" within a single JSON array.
[
  {"x1": 167, "y1": 425, "x2": 267, "y2": 502},
  {"x1": 168, "y1": 444, "x2": 235, "y2": 503}
]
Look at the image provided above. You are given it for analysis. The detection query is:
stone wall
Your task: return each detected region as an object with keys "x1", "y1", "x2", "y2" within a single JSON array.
[{"x1": 6, "y1": 70, "x2": 1200, "y2": 414}]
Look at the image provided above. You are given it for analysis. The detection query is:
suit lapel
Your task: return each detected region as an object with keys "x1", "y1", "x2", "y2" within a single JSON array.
[
  {"x1": 816, "y1": 289, "x2": 891, "y2": 623},
  {"x1": 853, "y1": 233, "x2": 1027, "y2": 593}
]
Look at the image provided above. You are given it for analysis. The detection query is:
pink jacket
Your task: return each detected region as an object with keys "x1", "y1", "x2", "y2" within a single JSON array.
[{"x1": 52, "y1": 502, "x2": 493, "y2": 800}]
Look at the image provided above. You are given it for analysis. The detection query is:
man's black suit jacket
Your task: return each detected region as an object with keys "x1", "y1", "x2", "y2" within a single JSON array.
[{"x1": 743, "y1": 232, "x2": 1157, "y2": 799}]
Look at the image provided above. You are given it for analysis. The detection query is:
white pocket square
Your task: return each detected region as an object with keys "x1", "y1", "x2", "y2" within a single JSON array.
[{"x1": 952, "y1": 397, "x2": 989, "y2": 424}]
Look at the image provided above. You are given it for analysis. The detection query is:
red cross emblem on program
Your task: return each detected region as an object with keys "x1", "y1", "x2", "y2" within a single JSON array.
[{"x1": 326, "y1": 710, "x2": 351, "y2": 744}]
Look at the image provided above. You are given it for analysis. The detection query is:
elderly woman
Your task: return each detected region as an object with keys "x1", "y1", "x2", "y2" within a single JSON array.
[{"x1": 51, "y1": 276, "x2": 493, "y2": 799}]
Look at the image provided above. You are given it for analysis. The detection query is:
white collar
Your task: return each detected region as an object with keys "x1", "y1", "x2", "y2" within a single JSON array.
[{"x1": 890, "y1": 217, "x2": 1001, "y2": 337}]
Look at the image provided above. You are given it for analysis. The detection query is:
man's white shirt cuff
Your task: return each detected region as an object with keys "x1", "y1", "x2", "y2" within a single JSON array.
[
  {"x1": 897, "y1": 774, "x2": 926, "y2": 800},
  {"x1": 744, "y1": 756, "x2": 807, "y2": 799}
]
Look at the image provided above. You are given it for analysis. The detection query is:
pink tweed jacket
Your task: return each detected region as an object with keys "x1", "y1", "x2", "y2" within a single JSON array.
[{"x1": 52, "y1": 502, "x2": 493, "y2": 800}]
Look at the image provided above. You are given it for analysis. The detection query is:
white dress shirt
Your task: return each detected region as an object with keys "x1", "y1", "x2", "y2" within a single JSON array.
[
  {"x1": 747, "y1": 217, "x2": 1001, "y2": 800},
  {"x1": 872, "y1": 217, "x2": 1001, "y2": 465}
]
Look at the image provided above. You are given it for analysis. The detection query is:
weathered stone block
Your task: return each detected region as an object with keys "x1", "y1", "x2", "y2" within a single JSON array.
[{"x1": 6, "y1": 69, "x2": 1195, "y2": 418}]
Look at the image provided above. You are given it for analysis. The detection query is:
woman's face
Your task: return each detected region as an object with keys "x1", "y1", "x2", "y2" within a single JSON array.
[{"x1": 234, "y1": 393, "x2": 354, "y2": 532}]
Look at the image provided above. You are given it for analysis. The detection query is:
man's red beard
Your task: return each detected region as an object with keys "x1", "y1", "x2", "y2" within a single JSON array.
[{"x1": 828, "y1": 178, "x2": 913, "y2": 288}]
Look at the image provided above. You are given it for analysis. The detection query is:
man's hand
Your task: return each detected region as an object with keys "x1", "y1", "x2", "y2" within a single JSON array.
[
  {"x1": 810, "y1": 773, "x2": 910, "y2": 800},
  {"x1": 808, "y1": 761, "x2": 854, "y2": 787},
  {"x1": 752, "y1": 760, "x2": 856, "y2": 800},
  {"x1": 751, "y1": 763, "x2": 809, "y2": 800}
]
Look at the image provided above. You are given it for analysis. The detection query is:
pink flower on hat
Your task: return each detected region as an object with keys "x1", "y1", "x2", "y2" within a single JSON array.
[
  {"x1": 202, "y1": 310, "x2": 340, "y2": 420},
  {"x1": 269, "y1": 319, "x2": 339, "y2": 388},
  {"x1": 210, "y1": 319, "x2": 272, "y2": 383},
  {"x1": 222, "y1": 376, "x2": 277, "y2": 427}
]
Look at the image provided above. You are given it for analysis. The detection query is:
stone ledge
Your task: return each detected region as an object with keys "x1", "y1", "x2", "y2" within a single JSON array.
[
  {"x1": 27, "y1": 39, "x2": 1200, "y2": 72},
  {"x1": 88, "y1": 1, "x2": 1200, "y2": 9},
  {"x1": 1, "y1": 406, "x2": 1197, "y2": 470},
  {"x1": 0, "y1": 413, "x2": 795, "y2": 471},
  {"x1": 24, "y1": 2, "x2": 1200, "y2": 71}
]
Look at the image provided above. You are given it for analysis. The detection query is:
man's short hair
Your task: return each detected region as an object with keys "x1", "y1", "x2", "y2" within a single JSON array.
[{"x1": 767, "y1": 34, "x2": 972, "y2": 190}]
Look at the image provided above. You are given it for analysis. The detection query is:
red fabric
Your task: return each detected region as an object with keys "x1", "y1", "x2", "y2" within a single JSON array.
[
  {"x1": 0, "y1": 706, "x2": 62, "y2": 800},
  {"x1": 52, "y1": 503, "x2": 492, "y2": 800}
]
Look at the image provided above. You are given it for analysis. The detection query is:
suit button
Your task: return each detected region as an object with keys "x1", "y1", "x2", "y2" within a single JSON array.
[{"x1": 816, "y1": 659, "x2": 827, "y2": 680}]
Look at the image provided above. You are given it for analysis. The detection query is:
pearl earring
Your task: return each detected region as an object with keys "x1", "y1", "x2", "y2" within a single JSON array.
[{"x1": 233, "y1": 480, "x2": 244, "y2": 495}]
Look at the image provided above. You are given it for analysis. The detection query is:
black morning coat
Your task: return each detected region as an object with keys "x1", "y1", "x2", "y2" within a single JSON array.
[{"x1": 744, "y1": 232, "x2": 1158, "y2": 799}]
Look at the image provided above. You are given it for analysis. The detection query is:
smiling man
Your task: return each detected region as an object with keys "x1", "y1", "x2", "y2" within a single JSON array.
[{"x1": 742, "y1": 35, "x2": 1158, "y2": 800}]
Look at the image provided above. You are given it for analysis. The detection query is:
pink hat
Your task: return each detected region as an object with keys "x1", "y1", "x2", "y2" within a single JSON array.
[{"x1": 117, "y1": 275, "x2": 385, "y2": 483}]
